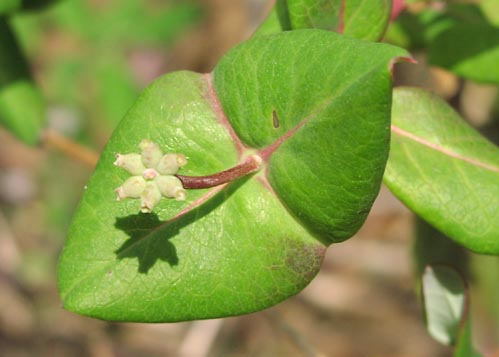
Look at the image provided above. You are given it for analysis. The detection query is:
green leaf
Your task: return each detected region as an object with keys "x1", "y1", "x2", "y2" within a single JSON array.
[
  {"x1": 253, "y1": 2, "x2": 299, "y2": 37},
  {"x1": 422, "y1": 265, "x2": 480, "y2": 357},
  {"x1": 384, "y1": 88, "x2": 499, "y2": 254},
  {"x1": 384, "y1": 9, "x2": 451, "y2": 49},
  {"x1": 214, "y1": 30, "x2": 407, "y2": 242},
  {"x1": 385, "y1": 3, "x2": 493, "y2": 54},
  {"x1": 428, "y1": 22, "x2": 499, "y2": 84},
  {"x1": 286, "y1": 0, "x2": 342, "y2": 30},
  {"x1": 422, "y1": 265, "x2": 466, "y2": 345},
  {"x1": 342, "y1": 0, "x2": 392, "y2": 41},
  {"x1": 256, "y1": 0, "x2": 392, "y2": 41},
  {"x1": 422, "y1": 265, "x2": 480, "y2": 356},
  {"x1": 58, "y1": 71, "x2": 325, "y2": 322},
  {"x1": 58, "y1": 30, "x2": 407, "y2": 321},
  {"x1": 413, "y1": 217, "x2": 469, "y2": 279},
  {"x1": 0, "y1": 17, "x2": 45, "y2": 145}
]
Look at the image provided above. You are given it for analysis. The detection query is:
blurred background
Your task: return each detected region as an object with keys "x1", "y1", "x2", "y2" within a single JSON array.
[{"x1": 0, "y1": 0, "x2": 498, "y2": 355}]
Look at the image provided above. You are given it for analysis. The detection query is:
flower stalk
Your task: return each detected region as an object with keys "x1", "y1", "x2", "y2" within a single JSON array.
[
  {"x1": 176, "y1": 155, "x2": 262, "y2": 189},
  {"x1": 114, "y1": 140, "x2": 262, "y2": 213}
]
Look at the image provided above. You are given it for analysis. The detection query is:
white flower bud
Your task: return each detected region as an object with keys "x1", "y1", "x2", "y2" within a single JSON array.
[
  {"x1": 156, "y1": 153, "x2": 188, "y2": 175},
  {"x1": 139, "y1": 139, "x2": 163, "y2": 168},
  {"x1": 115, "y1": 176, "x2": 146, "y2": 200},
  {"x1": 114, "y1": 153, "x2": 146, "y2": 175},
  {"x1": 140, "y1": 181, "x2": 162, "y2": 213},
  {"x1": 155, "y1": 175, "x2": 186, "y2": 201}
]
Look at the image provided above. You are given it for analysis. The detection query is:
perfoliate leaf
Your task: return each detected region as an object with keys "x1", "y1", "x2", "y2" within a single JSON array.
[
  {"x1": 214, "y1": 30, "x2": 408, "y2": 243},
  {"x1": 422, "y1": 265, "x2": 480, "y2": 356},
  {"x1": 256, "y1": 0, "x2": 392, "y2": 41},
  {"x1": 58, "y1": 30, "x2": 407, "y2": 322},
  {"x1": 385, "y1": 88, "x2": 499, "y2": 254}
]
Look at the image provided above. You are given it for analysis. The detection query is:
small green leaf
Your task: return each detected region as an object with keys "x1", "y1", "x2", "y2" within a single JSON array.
[
  {"x1": 385, "y1": 88, "x2": 499, "y2": 254},
  {"x1": 342, "y1": 0, "x2": 392, "y2": 41},
  {"x1": 429, "y1": 22, "x2": 499, "y2": 84},
  {"x1": 422, "y1": 265, "x2": 466, "y2": 345},
  {"x1": 0, "y1": 17, "x2": 45, "y2": 145},
  {"x1": 286, "y1": 0, "x2": 342, "y2": 31},
  {"x1": 256, "y1": 0, "x2": 392, "y2": 41},
  {"x1": 385, "y1": 3, "x2": 493, "y2": 57},
  {"x1": 58, "y1": 30, "x2": 407, "y2": 321},
  {"x1": 422, "y1": 265, "x2": 480, "y2": 356}
]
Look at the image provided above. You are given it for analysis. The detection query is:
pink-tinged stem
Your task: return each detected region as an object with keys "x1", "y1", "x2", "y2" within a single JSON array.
[
  {"x1": 176, "y1": 155, "x2": 262, "y2": 189},
  {"x1": 338, "y1": 0, "x2": 345, "y2": 33}
]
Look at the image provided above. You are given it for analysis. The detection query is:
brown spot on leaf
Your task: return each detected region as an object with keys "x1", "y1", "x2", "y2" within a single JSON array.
[
  {"x1": 272, "y1": 110, "x2": 279, "y2": 128},
  {"x1": 285, "y1": 241, "x2": 325, "y2": 281}
]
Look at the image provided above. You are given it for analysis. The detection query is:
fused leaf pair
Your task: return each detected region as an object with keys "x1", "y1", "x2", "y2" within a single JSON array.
[
  {"x1": 114, "y1": 139, "x2": 187, "y2": 212},
  {"x1": 58, "y1": 30, "x2": 408, "y2": 322}
]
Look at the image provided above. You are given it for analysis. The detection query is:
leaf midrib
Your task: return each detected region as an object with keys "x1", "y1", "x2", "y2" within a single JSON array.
[{"x1": 391, "y1": 124, "x2": 499, "y2": 173}]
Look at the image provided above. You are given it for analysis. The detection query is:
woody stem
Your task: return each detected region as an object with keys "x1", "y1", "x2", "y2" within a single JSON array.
[
  {"x1": 176, "y1": 155, "x2": 262, "y2": 189},
  {"x1": 42, "y1": 129, "x2": 99, "y2": 167}
]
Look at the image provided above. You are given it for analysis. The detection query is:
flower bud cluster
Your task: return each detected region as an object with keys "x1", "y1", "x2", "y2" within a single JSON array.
[{"x1": 114, "y1": 140, "x2": 187, "y2": 213}]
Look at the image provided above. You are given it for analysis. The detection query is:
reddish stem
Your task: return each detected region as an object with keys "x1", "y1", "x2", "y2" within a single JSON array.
[{"x1": 176, "y1": 155, "x2": 262, "y2": 189}]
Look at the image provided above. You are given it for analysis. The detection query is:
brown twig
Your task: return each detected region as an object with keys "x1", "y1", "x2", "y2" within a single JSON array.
[{"x1": 41, "y1": 128, "x2": 99, "y2": 168}]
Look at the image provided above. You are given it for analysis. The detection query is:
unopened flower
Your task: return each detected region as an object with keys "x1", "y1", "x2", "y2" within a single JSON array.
[
  {"x1": 114, "y1": 153, "x2": 146, "y2": 175},
  {"x1": 139, "y1": 139, "x2": 163, "y2": 168},
  {"x1": 155, "y1": 175, "x2": 186, "y2": 200},
  {"x1": 140, "y1": 182, "x2": 162, "y2": 213},
  {"x1": 157, "y1": 153, "x2": 188, "y2": 175},
  {"x1": 114, "y1": 140, "x2": 188, "y2": 213},
  {"x1": 116, "y1": 176, "x2": 146, "y2": 200}
]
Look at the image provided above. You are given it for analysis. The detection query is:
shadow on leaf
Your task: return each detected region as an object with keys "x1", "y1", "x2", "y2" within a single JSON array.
[
  {"x1": 114, "y1": 212, "x2": 179, "y2": 273},
  {"x1": 114, "y1": 176, "x2": 250, "y2": 274}
]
